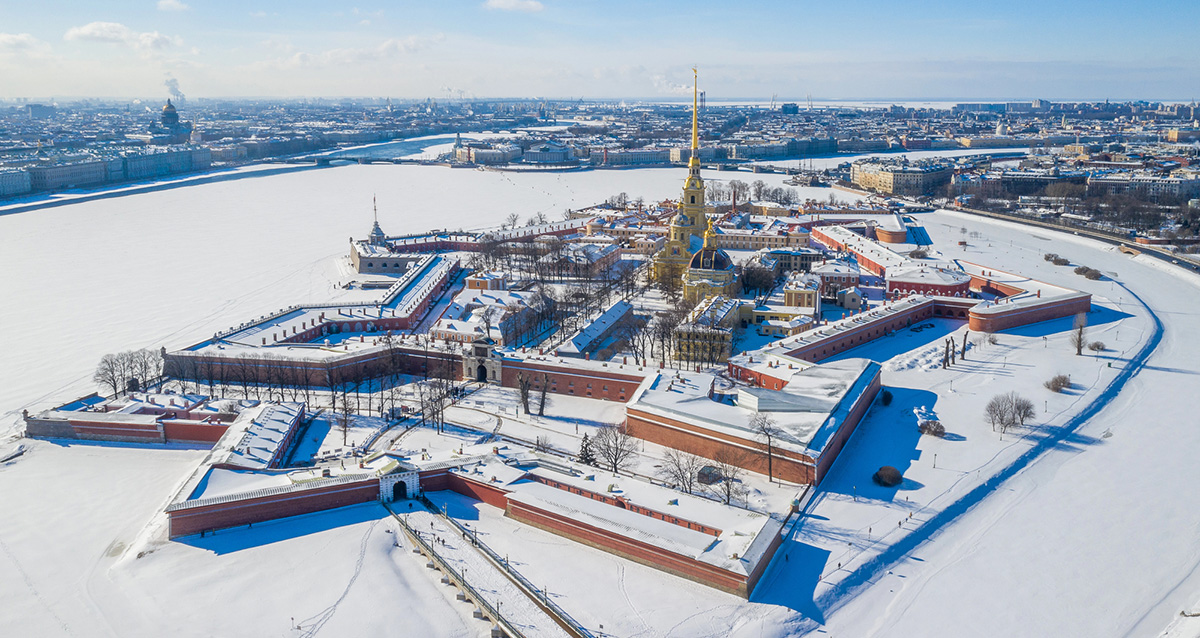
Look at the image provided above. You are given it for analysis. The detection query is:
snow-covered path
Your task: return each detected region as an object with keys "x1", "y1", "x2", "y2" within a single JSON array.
[{"x1": 398, "y1": 505, "x2": 573, "y2": 638}]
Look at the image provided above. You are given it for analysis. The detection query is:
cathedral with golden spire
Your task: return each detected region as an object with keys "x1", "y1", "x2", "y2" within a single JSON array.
[{"x1": 651, "y1": 68, "x2": 737, "y2": 302}]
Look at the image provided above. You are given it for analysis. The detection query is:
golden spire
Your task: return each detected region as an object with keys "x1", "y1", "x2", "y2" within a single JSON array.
[
  {"x1": 689, "y1": 67, "x2": 700, "y2": 168},
  {"x1": 703, "y1": 215, "x2": 716, "y2": 248}
]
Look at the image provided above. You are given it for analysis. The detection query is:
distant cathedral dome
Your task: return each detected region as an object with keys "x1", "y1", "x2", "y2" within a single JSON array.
[{"x1": 161, "y1": 99, "x2": 180, "y2": 128}]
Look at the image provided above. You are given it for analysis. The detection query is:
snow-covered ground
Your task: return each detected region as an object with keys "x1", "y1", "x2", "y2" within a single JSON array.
[
  {"x1": 4, "y1": 164, "x2": 1200, "y2": 636},
  {"x1": 756, "y1": 210, "x2": 1200, "y2": 636}
]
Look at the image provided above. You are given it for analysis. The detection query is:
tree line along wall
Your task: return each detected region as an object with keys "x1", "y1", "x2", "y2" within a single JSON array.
[
  {"x1": 166, "y1": 346, "x2": 647, "y2": 404},
  {"x1": 165, "y1": 345, "x2": 466, "y2": 388}
]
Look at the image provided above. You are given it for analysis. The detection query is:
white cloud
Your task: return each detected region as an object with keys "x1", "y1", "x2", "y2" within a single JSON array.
[
  {"x1": 252, "y1": 34, "x2": 445, "y2": 71},
  {"x1": 64, "y1": 21, "x2": 181, "y2": 51},
  {"x1": 0, "y1": 32, "x2": 50, "y2": 52},
  {"x1": 483, "y1": 0, "x2": 544, "y2": 13},
  {"x1": 157, "y1": 0, "x2": 190, "y2": 11}
]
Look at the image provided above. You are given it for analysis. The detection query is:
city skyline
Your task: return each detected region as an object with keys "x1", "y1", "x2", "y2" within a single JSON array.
[{"x1": 2, "y1": 0, "x2": 1200, "y2": 101}]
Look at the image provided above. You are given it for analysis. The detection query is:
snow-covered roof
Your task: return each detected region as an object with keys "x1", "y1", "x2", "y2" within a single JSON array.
[
  {"x1": 441, "y1": 451, "x2": 784, "y2": 577},
  {"x1": 208, "y1": 402, "x2": 304, "y2": 470},
  {"x1": 886, "y1": 265, "x2": 972, "y2": 286},
  {"x1": 556, "y1": 300, "x2": 633, "y2": 357},
  {"x1": 629, "y1": 358, "x2": 878, "y2": 457}
]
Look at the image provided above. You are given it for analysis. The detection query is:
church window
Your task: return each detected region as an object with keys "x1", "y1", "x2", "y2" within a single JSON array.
[{"x1": 690, "y1": 196, "x2": 695, "y2": 203}]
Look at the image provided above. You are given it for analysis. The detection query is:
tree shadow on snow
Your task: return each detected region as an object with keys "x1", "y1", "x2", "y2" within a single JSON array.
[{"x1": 176, "y1": 502, "x2": 387, "y2": 555}]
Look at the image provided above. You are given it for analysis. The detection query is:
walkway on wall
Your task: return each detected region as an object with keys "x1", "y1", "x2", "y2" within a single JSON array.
[{"x1": 386, "y1": 502, "x2": 578, "y2": 638}]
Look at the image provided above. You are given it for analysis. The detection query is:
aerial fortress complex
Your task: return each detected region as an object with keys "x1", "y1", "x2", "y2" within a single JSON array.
[{"x1": 24, "y1": 73, "x2": 1092, "y2": 600}]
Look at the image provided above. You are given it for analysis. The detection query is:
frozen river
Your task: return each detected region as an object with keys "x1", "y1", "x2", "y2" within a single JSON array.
[{"x1": 0, "y1": 161, "x2": 860, "y2": 434}]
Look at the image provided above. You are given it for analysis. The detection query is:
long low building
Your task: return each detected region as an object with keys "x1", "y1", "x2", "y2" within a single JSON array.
[
  {"x1": 626, "y1": 358, "x2": 882, "y2": 487},
  {"x1": 415, "y1": 446, "x2": 787, "y2": 598},
  {"x1": 24, "y1": 391, "x2": 239, "y2": 444}
]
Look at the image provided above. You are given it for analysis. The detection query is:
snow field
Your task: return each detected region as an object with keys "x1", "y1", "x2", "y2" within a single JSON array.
[{"x1": 777, "y1": 210, "x2": 1200, "y2": 636}]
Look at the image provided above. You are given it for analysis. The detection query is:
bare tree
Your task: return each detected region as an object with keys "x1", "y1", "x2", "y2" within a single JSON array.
[
  {"x1": 708, "y1": 449, "x2": 749, "y2": 505},
  {"x1": 516, "y1": 373, "x2": 532, "y2": 414},
  {"x1": 985, "y1": 393, "x2": 1012, "y2": 432},
  {"x1": 337, "y1": 387, "x2": 353, "y2": 446},
  {"x1": 658, "y1": 448, "x2": 705, "y2": 494},
  {"x1": 1070, "y1": 313, "x2": 1088, "y2": 356},
  {"x1": 750, "y1": 413, "x2": 783, "y2": 483},
  {"x1": 537, "y1": 372, "x2": 550, "y2": 416},
  {"x1": 93, "y1": 354, "x2": 123, "y2": 397},
  {"x1": 534, "y1": 435, "x2": 552, "y2": 453},
  {"x1": 1012, "y1": 394, "x2": 1036, "y2": 428},
  {"x1": 985, "y1": 391, "x2": 1035, "y2": 433},
  {"x1": 480, "y1": 305, "x2": 501, "y2": 342},
  {"x1": 593, "y1": 424, "x2": 638, "y2": 473}
]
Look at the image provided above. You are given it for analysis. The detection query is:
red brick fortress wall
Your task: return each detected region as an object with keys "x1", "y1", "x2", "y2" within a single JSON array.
[
  {"x1": 167, "y1": 479, "x2": 380, "y2": 538},
  {"x1": 624, "y1": 408, "x2": 817, "y2": 485}
]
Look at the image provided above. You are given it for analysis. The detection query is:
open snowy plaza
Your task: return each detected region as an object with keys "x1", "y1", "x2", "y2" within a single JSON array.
[{"x1": 4, "y1": 160, "x2": 1200, "y2": 638}]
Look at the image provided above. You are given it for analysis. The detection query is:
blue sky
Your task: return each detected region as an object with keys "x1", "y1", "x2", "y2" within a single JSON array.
[{"x1": 1, "y1": 0, "x2": 1198, "y2": 100}]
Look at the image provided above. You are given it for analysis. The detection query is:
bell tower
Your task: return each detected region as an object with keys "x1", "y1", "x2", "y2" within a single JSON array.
[
  {"x1": 680, "y1": 67, "x2": 705, "y2": 229},
  {"x1": 652, "y1": 68, "x2": 706, "y2": 282}
]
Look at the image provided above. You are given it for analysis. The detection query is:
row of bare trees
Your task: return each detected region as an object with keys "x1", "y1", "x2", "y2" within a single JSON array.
[
  {"x1": 658, "y1": 448, "x2": 750, "y2": 505},
  {"x1": 705, "y1": 179, "x2": 805, "y2": 207},
  {"x1": 170, "y1": 333, "x2": 463, "y2": 429},
  {"x1": 93, "y1": 348, "x2": 164, "y2": 396}
]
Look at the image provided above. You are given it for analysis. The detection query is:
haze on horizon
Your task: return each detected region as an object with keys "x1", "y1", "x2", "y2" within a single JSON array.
[{"x1": 1, "y1": 0, "x2": 1198, "y2": 102}]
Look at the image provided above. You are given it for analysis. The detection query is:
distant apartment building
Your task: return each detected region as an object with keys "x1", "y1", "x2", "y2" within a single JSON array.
[
  {"x1": 27, "y1": 160, "x2": 108, "y2": 191},
  {"x1": 123, "y1": 148, "x2": 212, "y2": 181},
  {"x1": 728, "y1": 142, "x2": 789, "y2": 160},
  {"x1": 1087, "y1": 173, "x2": 1200, "y2": 199},
  {"x1": 836, "y1": 137, "x2": 890, "y2": 152},
  {"x1": 789, "y1": 137, "x2": 837, "y2": 156},
  {"x1": 669, "y1": 146, "x2": 719, "y2": 163},
  {"x1": 0, "y1": 169, "x2": 32, "y2": 197},
  {"x1": 455, "y1": 143, "x2": 522, "y2": 165},
  {"x1": 522, "y1": 143, "x2": 573, "y2": 163},
  {"x1": 592, "y1": 148, "x2": 671, "y2": 166},
  {"x1": 850, "y1": 159, "x2": 951, "y2": 195},
  {"x1": 1167, "y1": 129, "x2": 1200, "y2": 143}
]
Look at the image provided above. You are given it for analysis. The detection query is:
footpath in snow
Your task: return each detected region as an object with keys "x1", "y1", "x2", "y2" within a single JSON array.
[{"x1": 397, "y1": 505, "x2": 573, "y2": 638}]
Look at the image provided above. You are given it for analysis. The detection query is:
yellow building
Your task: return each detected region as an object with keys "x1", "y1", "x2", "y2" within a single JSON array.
[
  {"x1": 651, "y1": 69, "x2": 706, "y2": 284},
  {"x1": 683, "y1": 218, "x2": 738, "y2": 304}
]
